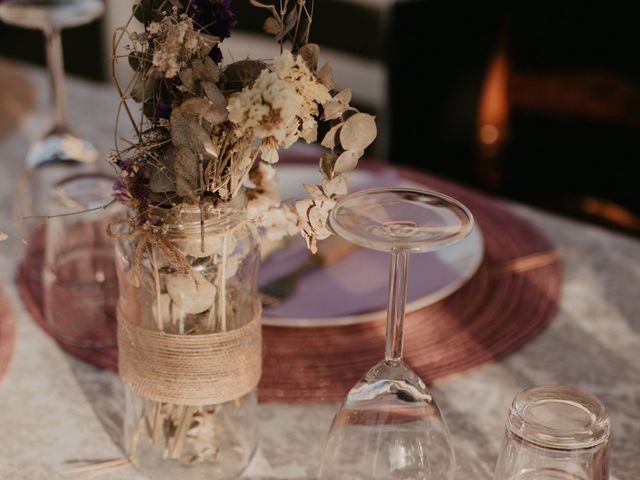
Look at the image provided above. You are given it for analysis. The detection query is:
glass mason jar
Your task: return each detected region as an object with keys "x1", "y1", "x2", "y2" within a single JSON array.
[{"x1": 114, "y1": 195, "x2": 261, "y2": 479}]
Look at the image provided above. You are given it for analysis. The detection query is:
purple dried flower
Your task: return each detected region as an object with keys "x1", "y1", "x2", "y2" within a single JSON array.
[
  {"x1": 155, "y1": 102, "x2": 172, "y2": 120},
  {"x1": 189, "y1": 0, "x2": 237, "y2": 63},
  {"x1": 113, "y1": 177, "x2": 132, "y2": 204}
]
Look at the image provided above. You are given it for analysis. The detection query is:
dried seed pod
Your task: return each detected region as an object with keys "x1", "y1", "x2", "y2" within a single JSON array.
[{"x1": 165, "y1": 273, "x2": 216, "y2": 314}]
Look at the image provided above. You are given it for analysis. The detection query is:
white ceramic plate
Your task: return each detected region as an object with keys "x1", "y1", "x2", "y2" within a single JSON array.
[{"x1": 260, "y1": 165, "x2": 484, "y2": 327}]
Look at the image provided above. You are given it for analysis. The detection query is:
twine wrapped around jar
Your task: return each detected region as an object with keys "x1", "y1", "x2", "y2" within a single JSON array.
[{"x1": 118, "y1": 311, "x2": 262, "y2": 406}]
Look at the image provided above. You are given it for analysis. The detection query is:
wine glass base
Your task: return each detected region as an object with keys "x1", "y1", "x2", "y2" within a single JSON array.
[{"x1": 329, "y1": 187, "x2": 473, "y2": 253}]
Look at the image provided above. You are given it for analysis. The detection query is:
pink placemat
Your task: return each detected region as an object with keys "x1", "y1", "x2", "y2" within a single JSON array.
[
  {"x1": 17, "y1": 163, "x2": 562, "y2": 402},
  {"x1": 0, "y1": 287, "x2": 15, "y2": 383}
]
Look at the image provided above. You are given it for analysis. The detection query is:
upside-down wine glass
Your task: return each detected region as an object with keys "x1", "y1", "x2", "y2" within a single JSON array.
[
  {"x1": 0, "y1": 0, "x2": 103, "y2": 254},
  {"x1": 319, "y1": 187, "x2": 474, "y2": 480}
]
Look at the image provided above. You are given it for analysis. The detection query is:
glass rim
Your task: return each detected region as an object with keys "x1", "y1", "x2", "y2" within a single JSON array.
[
  {"x1": 148, "y1": 193, "x2": 248, "y2": 236},
  {"x1": 507, "y1": 384, "x2": 610, "y2": 450}
]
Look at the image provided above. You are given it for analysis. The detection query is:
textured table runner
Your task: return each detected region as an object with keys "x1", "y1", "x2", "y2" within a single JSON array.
[{"x1": 17, "y1": 166, "x2": 562, "y2": 402}]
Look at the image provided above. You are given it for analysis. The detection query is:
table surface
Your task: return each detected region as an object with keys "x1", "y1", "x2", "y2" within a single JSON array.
[{"x1": 1, "y1": 63, "x2": 639, "y2": 480}]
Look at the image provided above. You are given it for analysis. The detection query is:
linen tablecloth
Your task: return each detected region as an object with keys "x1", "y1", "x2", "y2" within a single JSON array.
[{"x1": 0, "y1": 63, "x2": 638, "y2": 479}]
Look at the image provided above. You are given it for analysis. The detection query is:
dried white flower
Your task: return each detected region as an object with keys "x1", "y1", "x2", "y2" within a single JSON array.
[
  {"x1": 0, "y1": 231, "x2": 7, "y2": 242},
  {"x1": 151, "y1": 19, "x2": 213, "y2": 78},
  {"x1": 147, "y1": 21, "x2": 162, "y2": 35},
  {"x1": 228, "y1": 51, "x2": 330, "y2": 157}
]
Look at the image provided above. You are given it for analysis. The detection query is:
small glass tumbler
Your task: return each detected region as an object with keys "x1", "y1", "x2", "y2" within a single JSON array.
[
  {"x1": 494, "y1": 385, "x2": 610, "y2": 480},
  {"x1": 43, "y1": 173, "x2": 123, "y2": 349}
]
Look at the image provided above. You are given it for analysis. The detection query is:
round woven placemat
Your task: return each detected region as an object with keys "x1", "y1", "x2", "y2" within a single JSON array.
[
  {"x1": 260, "y1": 167, "x2": 562, "y2": 401},
  {"x1": 16, "y1": 165, "x2": 562, "y2": 403},
  {"x1": 0, "y1": 287, "x2": 15, "y2": 383}
]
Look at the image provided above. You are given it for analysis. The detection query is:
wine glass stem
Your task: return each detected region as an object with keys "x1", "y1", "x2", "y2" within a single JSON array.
[
  {"x1": 385, "y1": 251, "x2": 409, "y2": 363},
  {"x1": 44, "y1": 28, "x2": 68, "y2": 130}
]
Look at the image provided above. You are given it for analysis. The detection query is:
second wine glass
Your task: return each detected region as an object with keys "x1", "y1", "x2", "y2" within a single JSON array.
[
  {"x1": 0, "y1": 0, "x2": 104, "y2": 264},
  {"x1": 319, "y1": 187, "x2": 474, "y2": 480}
]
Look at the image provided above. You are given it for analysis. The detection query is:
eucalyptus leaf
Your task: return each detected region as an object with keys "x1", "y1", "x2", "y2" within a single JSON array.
[
  {"x1": 322, "y1": 174, "x2": 348, "y2": 197},
  {"x1": 202, "y1": 82, "x2": 227, "y2": 111},
  {"x1": 179, "y1": 68, "x2": 195, "y2": 92},
  {"x1": 130, "y1": 77, "x2": 157, "y2": 103},
  {"x1": 171, "y1": 99, "x2": 221, "y2": 156},
  {"x1": 263, "y1": 16, "x2": 282, "y2": 35},
  {"x1": 304, "y1": 184, "x2": 325, "y2": 202},
  {"x1": 149, "y1": 147, "x2": 177, "y2": 193},
  {"x1": 128, "y1": 52, "x2": 142, "y2": 72},
  {"x1": 334, "y1": 149, "x2": 361, "y2": 174},
  {"x1": 299, "y1": 43, "x2": 320, "y2": 71},
  {"x1": 275, "y1": 7, "x2": 299, "y2": 42},
  {"x1": 133, "y1": 0, "x2": 169, "y2": 24},
  {"x1": 222, "y1": 60, "x2": 267, "y2": 92},
  {"x1": 199, "y1": 34, "x2": 219, "y2": 57},
  {"x1": 323, "y1": 89, "x2": 352, "y2": 121},
  {"x1": 308, "y1": 205, "x2": 330, "y2": 234},
  {"x1": 317, "y1": 61, "x2": 333, "y2": 90},
  {"x1": 193, "y1": 57, "x2": 221, "y2": 83},
  {"x1": 321, "y1": 123, "x2": 342, "y2": 149},
  {"x1": 319, "y1": 152, "x2": 338, "y2": 179},
  {"x1": 339, "y1": 113, "x2": 377, "y2": 151},
  {"x1": 174, "y1": 147, "x2": 200, "y2": 199}
]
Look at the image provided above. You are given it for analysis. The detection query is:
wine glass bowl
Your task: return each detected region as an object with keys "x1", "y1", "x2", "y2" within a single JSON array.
[
  {"x1": 320, "y1": 359, "x2": 455, "y2": 479},
  {"x1": 319, "y1": 187, "x2": 474, "y2": 480},
  {"x1": 0, "y1": 0, "x2": 104, "y2": 31}
]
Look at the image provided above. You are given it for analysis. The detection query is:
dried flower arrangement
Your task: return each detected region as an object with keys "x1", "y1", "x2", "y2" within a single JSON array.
[
  {"x1": 110, "y1": 0, "x2": 377, "y2": 252},
  {"x1": 110, "y1": 0, "x2": 377, "y2": 472}
]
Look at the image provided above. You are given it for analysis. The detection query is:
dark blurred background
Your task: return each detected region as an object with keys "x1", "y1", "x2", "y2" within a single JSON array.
[{"x1": 1, "y1": 0, "x2": 638, "y2": 235}]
